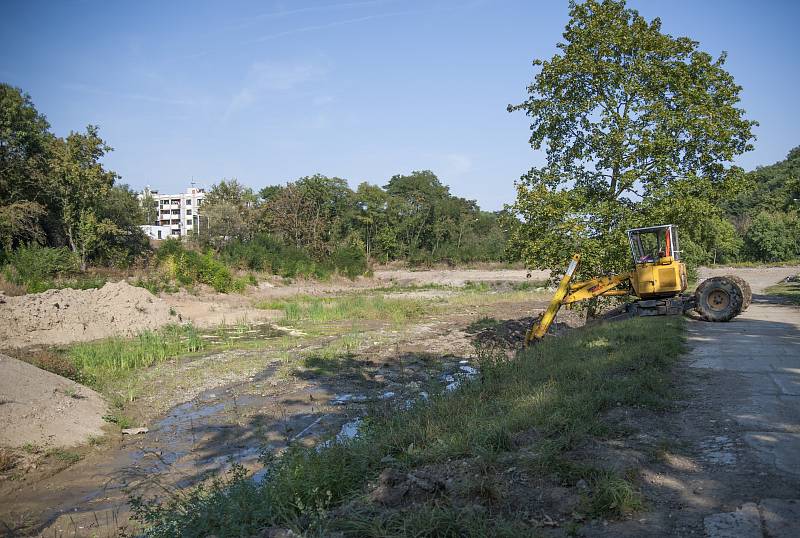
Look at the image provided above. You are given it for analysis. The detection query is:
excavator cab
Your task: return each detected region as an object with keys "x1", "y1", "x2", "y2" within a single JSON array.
[
  {"x1": 524, "y1": 223, "x2": 750, "y2": 345},
  {"x1": 626, "y1": 225, "x2": 688, "y2": 299}
]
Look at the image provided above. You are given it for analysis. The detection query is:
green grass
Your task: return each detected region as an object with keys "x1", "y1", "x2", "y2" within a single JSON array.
[
  {"x1": 66, "y1": 324, "x2": 204, "y2": 391},
  {"x1": 765, "y1": 279, "x2": 800, "y2": 305},
  {"x1": 132, "y1": 316, "x2": 685, "y2": 537},
  {"x1": 47, "y1": 448, "x2": 82, "y2": 465},
  {"x1": 256, "y1": 294, "x2": 427, "y2": 326}
]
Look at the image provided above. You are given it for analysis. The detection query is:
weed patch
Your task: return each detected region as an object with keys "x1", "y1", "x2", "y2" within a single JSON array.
[
  {"x1": 257, "y1": 294, "x2": 426, "y2": 326},
  {"x1": 66, "y1": 324, "x2": 204, "y2": 391},
  {"x1": 47, "y1": 448, "x2": 82, "y2": 465},
  {"x1": 765, "y1": 279, "x2": 800, "y2": 305}
]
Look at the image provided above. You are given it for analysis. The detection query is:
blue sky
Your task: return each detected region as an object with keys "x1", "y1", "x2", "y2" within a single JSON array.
[{"x1": 2, "y1": 0, "x2": 798, "y2": 210}]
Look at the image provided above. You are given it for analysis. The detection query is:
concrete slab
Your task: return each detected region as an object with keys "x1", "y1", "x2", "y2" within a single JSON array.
[
  {"x1": 688, "y1": 301, "x2": 800, "y2": 480},
  {"x1": 758, "y1": 498, "x2": 800, "y2": 538},
  {"x1": 771, "y1": 373, "x2": 800, "y2": 396},
  {"x1": 743, "y1": 432, "x2": 800, "y2": 477},
  {"x1": 703, "y1": 502, "x2": 762, "y2": 538}
]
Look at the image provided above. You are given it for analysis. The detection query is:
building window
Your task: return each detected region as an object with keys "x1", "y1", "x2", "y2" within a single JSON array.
[
  {"x1": 186, "y1": 219, "x2": 192, "y2": 225},
  {"x1": 157, "y1": 230, "x2": 162, "y2": 240},
  {"x1": 186, "y1": 199, "x2": 192, "y2": 205},
  {"x1": 186, "y1": 209, "x2": 192, "y2": 215},
  {"x1": 197, "y1": 199, "x2": 203, "y2": 206}
]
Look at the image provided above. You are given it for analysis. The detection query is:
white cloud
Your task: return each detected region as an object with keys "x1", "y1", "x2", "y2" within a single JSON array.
[{"x1": 224, "y1": 60, "x2": 329, "y2": 119}]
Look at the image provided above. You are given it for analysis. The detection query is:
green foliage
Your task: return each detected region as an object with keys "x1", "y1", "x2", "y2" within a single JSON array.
[
  {"x1": 506, "y1": 0, "x2": 755, "y2": 278},
  {"x1": 133, "y1": 316, "x2": 683, "y2": 536},
  {"x1": 743, "y1": 212, "x2": 800, "y2": 262},
  {"x1": 0, "y1": 84, "x2": 52, "y2": 251},
  {"x1": 2, "y1": 244, "x2": 78, "y2": 292},
  {"x1": 155, "y1": 239, "x2": 242, "y2": 293},
  {"x1": 728, "y1": 146, "x2": 800, "y2": 217},
  {"x1": 220, "y1": 233, "x2": 367, "y2": 279},
  {"x1": 1, "y1": 84, "x2": 148, "y2": 269},
  {"x1": 66, "y1": 324, "x2": 204, "y2": 390}
]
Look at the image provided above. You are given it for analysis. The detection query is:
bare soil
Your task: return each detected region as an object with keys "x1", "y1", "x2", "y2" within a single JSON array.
[
  {"x1": 0, "y1": 355, "x2": 108, "y2": 449},
  {"x1": 0, "y1": 281, "x2": 174, "y2": 348}
]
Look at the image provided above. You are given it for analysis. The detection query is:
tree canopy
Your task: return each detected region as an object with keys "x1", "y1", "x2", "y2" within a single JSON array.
[
  {"x1": 506, "y1": 0, "x2": 756, "y2": 277},
  {"x1": 0, "y1": 83, "x2": 146, "y2": 267}
]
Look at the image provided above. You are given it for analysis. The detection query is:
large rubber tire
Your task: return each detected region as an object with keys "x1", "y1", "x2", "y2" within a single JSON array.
[
  {"x1": 725, "y1": 275, "x2": 752, "y2": 311},
  {"x1": 695, "y1": 277, "x2": 744, "y2": 322}
]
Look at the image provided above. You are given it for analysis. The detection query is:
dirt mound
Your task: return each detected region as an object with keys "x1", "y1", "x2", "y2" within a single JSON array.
[
  {"x1": 470, "y1": 317, "x2": 574, "y2": 350},
  {"x1": 0, "y1": 281, "x2": 174, "y2": 348},
  {"x1": 0, "y1": 354, "x2": 108, "y2": 448}
]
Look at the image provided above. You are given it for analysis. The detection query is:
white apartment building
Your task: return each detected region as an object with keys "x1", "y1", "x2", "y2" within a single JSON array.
[{"x1": 139, "y1": 186, "x2": 206, "y2": 239}]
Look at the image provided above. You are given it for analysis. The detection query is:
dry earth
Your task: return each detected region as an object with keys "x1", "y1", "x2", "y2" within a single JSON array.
[
  {"x1": 0, "y1": 355, "x2": 108, "y2": 448},
  {"x1": 0, "y1": 282, "x2": 173, "y2": 348},
  {"x1": 373, "y1": 268, "x2": 549, "y2": 287}
]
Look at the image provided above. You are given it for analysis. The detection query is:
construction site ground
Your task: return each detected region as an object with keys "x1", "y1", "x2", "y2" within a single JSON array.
[{"x1": 0, "y1": 266, "x2": 798, "y2": 537}]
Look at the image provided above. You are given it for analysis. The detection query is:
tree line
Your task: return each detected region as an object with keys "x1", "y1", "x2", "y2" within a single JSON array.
[
  {"x1": 198, "y1": 171, "x2": 507, "y2": 265},
  {"x1": 3, "y1": 0, "x2": 798, "y2": 298},
  {"x1": 1, "y1": 82, "x2": 508, "y2": 291}
]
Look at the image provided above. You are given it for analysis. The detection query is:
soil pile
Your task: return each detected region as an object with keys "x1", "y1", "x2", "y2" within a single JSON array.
[
  {"x1": 0, "y1": 354, "x2": 108, "y2": 447},
  {"x1": 0, "y1": 281, "x2": 174, "y2": 348}
]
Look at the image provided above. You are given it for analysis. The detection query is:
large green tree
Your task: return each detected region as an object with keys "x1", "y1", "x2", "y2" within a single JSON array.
[
  {"x1": 506, "y1": 0, "x2": 756, "y2": 278},
  {"x1": 0, "y1": 84, "x2": 53, "y2": 251},
  {"x1": 201, "y1": 178, "x2": 258, "y2": 247},
  {"x1": 50, "y1": 126, "x2": 122, "y2": 270}
]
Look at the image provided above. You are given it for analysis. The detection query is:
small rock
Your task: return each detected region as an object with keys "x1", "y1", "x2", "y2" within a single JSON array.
[
  {"x1": 576, "y1": 479, "x2": 589, "y2": 492},
  {"x1": 122, "y1": 427, "x2": 149, "y2": 435}
]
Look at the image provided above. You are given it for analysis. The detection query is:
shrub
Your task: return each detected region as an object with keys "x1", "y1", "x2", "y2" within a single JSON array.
[
  {"x1": 155, "y1": 239, "x2": 240, "y2": 293},
  {"x1": 331, "y1": 244, "x2": 368, "y2": 279},
  {"x1": 220, "y1": 233, "x2": 367, "y2": 279},
  {"x1": 2, "y1": 244, "x2": 78, "y2": 293},
  {"x1": 744, "y1": 212, "x2": 800, "y2": 262}
]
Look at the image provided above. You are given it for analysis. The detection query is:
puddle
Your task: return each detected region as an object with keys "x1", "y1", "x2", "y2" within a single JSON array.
[
  {"x1": 699, "y1": 435, "x2": 737, "y2": 465},
  {"x1": 198, "y1": 322, "x2": 286, "y2": 346}
]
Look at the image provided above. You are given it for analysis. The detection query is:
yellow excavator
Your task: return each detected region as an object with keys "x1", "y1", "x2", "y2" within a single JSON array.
[{"x1": 525, "y1": 224, "x2": 752, "y2": 345}]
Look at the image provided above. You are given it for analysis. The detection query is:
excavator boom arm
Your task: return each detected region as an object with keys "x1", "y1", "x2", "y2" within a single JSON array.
[{"x1": 524, "y1": 255, "x2": 631, "y2": 345}]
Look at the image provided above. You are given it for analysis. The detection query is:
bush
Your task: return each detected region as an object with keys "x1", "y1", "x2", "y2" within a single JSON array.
[
  {"x1": 331, "y1": 244, "x2": 368, "y2": 278},
  {"x1": 744, "y1": 212, "x2": 800, "y2": 262},
  {"x1": 155, "y1": 239, "x2": 240, "y2": 293},
  {"x1": 2, "y1": 244, "x2": 78, "y2": 293},
  {"x1": 220, "y1": 234, "x2": 367, "y2": 279}
]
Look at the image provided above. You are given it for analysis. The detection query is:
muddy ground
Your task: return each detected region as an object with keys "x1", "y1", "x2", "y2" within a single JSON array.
[{"x1": 0, "y1": 271, "x2": 558, "y2": 537}]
